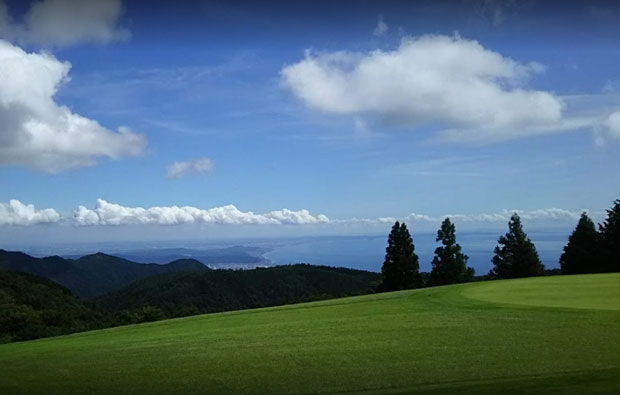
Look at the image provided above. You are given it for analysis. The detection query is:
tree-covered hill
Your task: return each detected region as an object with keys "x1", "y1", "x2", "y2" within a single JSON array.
[
  {"x1": 0, "y1": 250, "x2": 381, "y2": 341},
  {"x1": 0, "y1": 270, "x2": 108, "y2": 343},
  {"x1": 95, "y1": 264, "x2": 382, "y2": 318},
  {"x1": 0, "y1": 250, "x2": 209, "y2": 299}
]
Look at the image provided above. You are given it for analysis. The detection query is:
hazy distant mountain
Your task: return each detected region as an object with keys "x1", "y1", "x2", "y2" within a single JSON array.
[
  {"x1": 95, "y1": 264, "x2": 382, "y2": 317},
  {"x1": 0, "y1": 250, "x2": 209, "y2": 299},
  {"x1": 63, "y1": 245, "x2": 270, "y2": 268}
]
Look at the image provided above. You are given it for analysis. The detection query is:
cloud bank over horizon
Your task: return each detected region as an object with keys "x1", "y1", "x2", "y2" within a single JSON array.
[
  {"x1": 0, "y1": 199, "x2": 596, "y2": 231},
  {"x1": 73, "y1": 199, "x2": 330, "y2": 226},
  {"x1": 369, "y1": 207, "x2": 589, "y2": 226}
]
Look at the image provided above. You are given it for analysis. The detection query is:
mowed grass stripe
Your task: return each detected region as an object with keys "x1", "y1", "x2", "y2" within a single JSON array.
[
  {"x1": 1, "y1": 274, "x2": 619, "y2": 394},
  {"x1": 461, "y1": 273, "x2": 620, "y2": 310}
]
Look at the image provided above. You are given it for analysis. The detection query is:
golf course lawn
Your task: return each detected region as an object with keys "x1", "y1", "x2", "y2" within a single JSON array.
[{"x1": 1, "y1": 274, "x2": 619, "y2": 394}]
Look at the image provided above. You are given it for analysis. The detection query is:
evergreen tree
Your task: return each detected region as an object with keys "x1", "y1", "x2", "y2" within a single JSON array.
[
  {"x1": 560, "y1": 212, "x2": 601, "y2": 274},
  {"x1": 599, "y1": 199, "x2": 620, "y2": 272},
  {"x1": 429, "y1": 218, "x2": 474, "y2": 286},
  {"x1": 381, "y1": 221, "x2": 422, "y2": 291},
  {"x1": 490, "y1": 213, "x2": 545, "y2": 279}
]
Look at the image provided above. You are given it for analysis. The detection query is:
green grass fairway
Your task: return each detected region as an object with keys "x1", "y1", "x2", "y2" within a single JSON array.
[{"x1": 1, "y1": 274, "x2": 620, "y2": 394}]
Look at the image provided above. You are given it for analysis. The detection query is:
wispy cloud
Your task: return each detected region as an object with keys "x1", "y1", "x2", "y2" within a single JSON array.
[
  {"x1": 58, "y1": 53, "x2": 277, "y2": 121},
  {"x1": 166, "y1": 158, "x2": 215, "y2": 179},
  {"x1": 377, "y1": 156, "x2": 488, "y2": 178},
  {"x1": 145, "y1": 119, "x2": 217, "y2": 137},
  {"x1": 373, "y1": 14, "x2": 388, "y2": 37},
  {"x1": 476, "y1": 0, "x2": 518, "y2": 26}
]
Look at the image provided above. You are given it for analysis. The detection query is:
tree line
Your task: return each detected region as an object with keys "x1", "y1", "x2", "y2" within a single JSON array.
[
  {"x1": 560, "y1": 199, "x2": 620, "y2": 274},
  {"x1": 380, "y1": 199, "x2": 620, "y2": 291}
]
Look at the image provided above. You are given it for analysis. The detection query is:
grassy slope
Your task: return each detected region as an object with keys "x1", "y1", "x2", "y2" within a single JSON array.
[{"x1": 1, "y1": 274, "x2": 619, "y2": 394}]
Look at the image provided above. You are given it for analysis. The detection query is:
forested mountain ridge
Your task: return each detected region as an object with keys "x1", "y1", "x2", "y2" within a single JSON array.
[
  {"x1": 0, "y1": 250, "x2": 209, "y2": 298},
  {"x1": 0, "y1": 270, "x2": 108, "y2": 342},
  {"x1": 95, "y1": 264, "x2": 382, "y2": 318}
]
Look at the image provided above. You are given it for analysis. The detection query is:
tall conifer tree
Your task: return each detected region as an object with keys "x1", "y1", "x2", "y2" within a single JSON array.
[
  {"x1": 490, "y1": 213, "x2": 544, "y2": 278},
  {"x1": 600, "y1": 199, "x2": 620, "y2": 272},
  {"x1": 381, "y1": 221, "x2": 422, "y2": 291},
  {"x1": 560, "y1": 212, "x2": 600, "y2": 274},
  {"x1": 429, "y1": 218, "x2": 474, "y2": 286}
]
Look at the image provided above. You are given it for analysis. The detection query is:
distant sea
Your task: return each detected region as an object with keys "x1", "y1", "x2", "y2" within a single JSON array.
[
  {"x1": 261, "y1": 230, "x2": 571, "y2": 274},
  {"x1": 13, "y1": 230, "x2": 571, "y2": 275}
]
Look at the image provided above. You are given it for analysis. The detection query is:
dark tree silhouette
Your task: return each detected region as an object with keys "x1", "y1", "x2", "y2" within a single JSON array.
[
  {"x1": 560, "y1": 212, "x2": 601, "y2": 274},
  {"x1": 429, "y1": 218, "x2": 474, "y2": 286},
  {"x1": 381, "y1": 221, "x2": 422, "y2": 291},
  {"x1": 490, "y1": 213, "x2": 545, "y2": 279},
  {"x1": 600, "y1": 199, "x2": 620, "y2": 272}
]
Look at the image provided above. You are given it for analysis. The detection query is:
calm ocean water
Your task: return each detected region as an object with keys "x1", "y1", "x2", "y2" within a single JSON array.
[
  {"x1": 14, "y1": 230, "x2": 571, "y2": 275},
  {"x1": 263, "y1": 230, "x2": 571, "y2": 274}
]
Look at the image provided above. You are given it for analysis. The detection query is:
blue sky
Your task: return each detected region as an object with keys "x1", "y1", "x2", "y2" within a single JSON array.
[{"x1": 0, "y1": 0, "x2": 619, "y2": 244}]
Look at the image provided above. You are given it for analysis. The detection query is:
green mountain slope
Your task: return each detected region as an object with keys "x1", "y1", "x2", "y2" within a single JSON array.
[
  {"x1": 1, "y1": 274, "x2": 619, "y2": 394},
  {"x1": 0, "y1": 270, "x2": 107, "y2": 342},
  {"x1": 94, "y1": 264, "x2": 382, "y2": 316},
  {"x1": 0, "y1": 250, "x2": 209, "y2": 298}
]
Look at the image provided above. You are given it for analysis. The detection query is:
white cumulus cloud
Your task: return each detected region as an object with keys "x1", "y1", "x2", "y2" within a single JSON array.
[
  {"x1": 264, "y1": 208, "x2": 329, "y2": 225},
  {"x1": 166, "y1": 158, "x2": 214, "y2": 179},
  {"x1": 0, "y1": 0, "x2": 129, "y2": 47},
  {"x1": 0, "y1": 199, "x2": 60, "y2": 225},
  {"x1": 0, "y1": 39, "x2": 146, "y2": 173},
  {"x1": 73, "y1": 199, "x2": 330, "y2": 226},
  {"x1": 281, "y1": 34, "x2": 570, "y2": 143}
]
